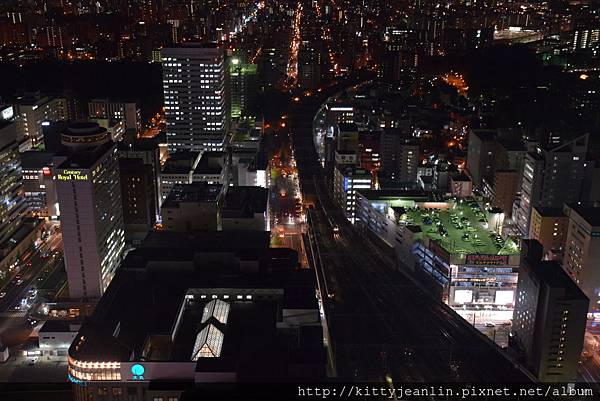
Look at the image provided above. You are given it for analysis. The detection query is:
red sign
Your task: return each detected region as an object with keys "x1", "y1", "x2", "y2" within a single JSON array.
[{"x1": 42, "y1": 167, "x2": 51, "y2": 176}]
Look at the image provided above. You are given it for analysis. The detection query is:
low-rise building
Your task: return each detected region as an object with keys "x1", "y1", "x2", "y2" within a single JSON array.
[
  {"x1": 20, "y1": 151, "x2": 58, "y2": 218},
  {"x1": 39, "y1": 321, "x2": 81, "y2": 356},
  {"x1": 160, "y1": 151, "x2": 201, "y2": 201},
  {"x1": 222, "y1": 186, "x2": 270, "y2": 231},
  {"x1": 449, "y1": 173, "x2": 472, "y2": 198},
  {"x1": 191, "y1": 151, "x2": 229, "y2": 185},
  {"x1": 161, "y1": 183, "x2": 224, "y2": 232}
]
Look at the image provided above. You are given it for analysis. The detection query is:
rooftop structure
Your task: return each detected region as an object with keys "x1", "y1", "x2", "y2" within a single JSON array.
[
  {"x1": 222, "y1": 186, "x2": 270, "y2": 231},
  {"x1": 67, "y1": 233, "x2": 323, "y2": 396},
  {"x1": 222, "y1": 186, "x2": 268, "y2": 218},
  {"x1": 161, "y1": 183, "x2": 224, "y2": 231},
  {"x1": 162, "y1": 182, "x2": 223, "y2": 209},
  {"x1": 400, "y1": 199, "x2": 519, "y2": 257}
]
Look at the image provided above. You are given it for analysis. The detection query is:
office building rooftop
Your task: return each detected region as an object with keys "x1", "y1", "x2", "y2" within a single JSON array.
[
  {"x1": 55, "y1": 140, "x2": 115, "y2": 169},
  {"x1": 68, "y1": 232, "x2": 322, "y2": 380},
  {"x1": 162, "y1": 183, "x2": 223, "y2": 208},
  {"x1": 20, "y1": 150, "x2": 54, "y2": 168},
  {"x1": 193, "y1": 151, "x2": 226, "y2": 175},
  {"x1": 222, "y1": 187, "x2": 269, "y2": 218}
]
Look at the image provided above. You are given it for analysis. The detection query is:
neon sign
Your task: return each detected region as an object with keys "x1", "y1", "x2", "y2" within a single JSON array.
[{"x1": 57, "y1": 170, "x2": 89, "y2": 181}]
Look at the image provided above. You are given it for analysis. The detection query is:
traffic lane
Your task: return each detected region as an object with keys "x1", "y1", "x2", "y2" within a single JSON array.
[
  {"x1": 0, "y1": 252, "x2": 61, "y2": 312},
  {"x1": 0, "y1": 255, "x2": 43, "y2": 312}
]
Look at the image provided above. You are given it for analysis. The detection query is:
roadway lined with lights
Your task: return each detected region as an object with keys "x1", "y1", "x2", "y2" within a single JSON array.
[{"x1": 287, "y1": 1, "x2": 303, "y2": 83}]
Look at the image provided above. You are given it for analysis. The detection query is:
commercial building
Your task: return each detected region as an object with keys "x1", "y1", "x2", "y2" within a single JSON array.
[
  {"x1": 482, "y1": 137, "x2": 526, "y2": 219},
  {"x1": 466, "y1": 129, "x2": 496, "y2": 187},
  {"x1": 159, "y1": 151, "x2": 201, "y2": 201},
  {"x1": 20, "y1": 151, "x2": 58, "y2": 218},
  {"x1": 324, "y1": 103, "x2": 354, "y2": 125},
  {"x1": 41, "y1": 120, "x2": 68, "y2": 153},
  {"x1": 0, "y1": 118, "x2": 29, "y2": 280},
  {"x1": 161, "y1": 183, "x2": 224, "y2": 232},
  {"x1": 118, "y1": 158, "x2": 157, "y2": 245},
  {"x1": 38, "y1": 321, "x2": 81, "y2": 356},
  {"x1": 230, "y1": 147, "x2": 268, "y2": 188},
  {"x1": 562, "y1": 204, "x2": 600, "y2": 314},
  {"x1": 118, "y1": 138, "x2": 161, "y2": 213},
  {"x1": 449, "y1": 173, "x2": 472, "y2": 198},
  {"x1": 335, "y1": 150, "x2": 359, "y2": 167},
  {"x1": 222, "y1": 186, "x2": 269, "y2": 231},
  {"x1": 333, "y1": 165, "x2": 372, "y2": 222},
  {"x1": 514, "y1": 135, "x2": 589, "y2": 236},
  {"x1": 162, "y1": 43, "x2": 229, "y2": 153},
  {"x1": 298, "y1": 46, "x2": 322, "y2": 91},
  {"x1": 571, "y1": 18, "x2": 600, "y2": 50},
  {"x1": 380, "y1": 128, "x2": 419, "y2": 183},
  {"x1": 0, "y1": 119, "x2": 27, "y2": 248},
  {"x1": 54, "y1": 122, "x2": 125, "y2": 299},
  {"x1": 528, "y1": 207, "x2": 568, "y2": 261},
  {"x1": 191, "y1": 151, "x2": 229, "y2": 185},
  {"x1": 356, "y1": 190, "x2": 520, "y2": 306},
  {"x1": 490, "y1": 170, "x2": 520, "y2": 218},
  {"x1": 512, "y1": 240, "x2": 588, "y2": 382},
  {"x1": 229, "y1": 55, "x2": 257, "y2": 118},
  {"x1": 357, "y1": 130, "x2": 380, "y2": 173},
  {"x1": 336, "y1": 122, "x2": 359, "y2": 153},
  {"x1": 68, "y1": 232, "x2": 323, "y2": 400},
  {"x1": 88, "y1": 98, "x2": 141, "y2": 133},
  {"x1": 15, "y1": 93, "x2": 68, "y2": 150}
]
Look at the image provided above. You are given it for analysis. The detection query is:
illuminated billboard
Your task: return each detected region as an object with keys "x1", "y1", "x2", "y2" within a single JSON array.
[
  {"x1": 1, "y1": 106, "x2": 14, "y2": 121},
  {"x1": 454, "y1": 289, "x2": 473, "y2": 304},
  {"x1": 495, "y1": 290, "x2": 514, "y2": 305},
  {"x1": 465, "y1": 254, "x2": 509, "y2": 266}
]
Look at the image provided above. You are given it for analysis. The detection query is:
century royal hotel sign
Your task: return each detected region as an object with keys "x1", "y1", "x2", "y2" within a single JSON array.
[{"x1": 57, "y1": 169, "x2": 90, "y2": 181}]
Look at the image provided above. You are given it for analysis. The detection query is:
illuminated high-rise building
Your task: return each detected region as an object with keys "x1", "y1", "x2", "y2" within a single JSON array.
[
  {"x1": 15, "y1": 93, "x2": 68, "y2": 150},
  {"x1": 161, "y1": 43, "x2": 229, "y2": 153},
  {"x1": 512, "y1": 240, "x2": 587, "y2": 382},
  {"x1": 514, "y1": 134, "x2": 589, "y2": 236},
  {"x1": 0, "y1": 109, "x2": 27, "y2": 253},
  {"x1": 229, "y1": 55, "x2": 257, "y2": 118},
  {"x1": 54, "y1": 122, "x2": 125, "y2": 299}
]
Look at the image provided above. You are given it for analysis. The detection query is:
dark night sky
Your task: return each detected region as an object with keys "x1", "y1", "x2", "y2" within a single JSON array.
[{"x1": 0, "y1": 61, "x2": 163, "y2": 119}]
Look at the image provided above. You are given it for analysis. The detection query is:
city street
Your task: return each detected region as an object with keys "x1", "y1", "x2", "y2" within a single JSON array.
[{"x1": 0, "y1": 224, "x2": 65, "y2": 350}]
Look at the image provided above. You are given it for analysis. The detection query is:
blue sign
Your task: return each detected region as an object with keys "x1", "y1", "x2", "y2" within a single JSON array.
[{"x1": 131, "y1": 364, "x2": 145, "y2": 380}]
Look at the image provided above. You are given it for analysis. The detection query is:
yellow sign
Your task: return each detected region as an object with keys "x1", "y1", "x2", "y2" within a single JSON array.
[{"x1": 57, "y1": 170, "x2": 89, "y2": 181}]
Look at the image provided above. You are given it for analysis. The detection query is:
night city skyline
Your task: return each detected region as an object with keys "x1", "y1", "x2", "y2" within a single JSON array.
[{"x1": 0, "y1": 0, "x2": 599, "y2": 400}]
